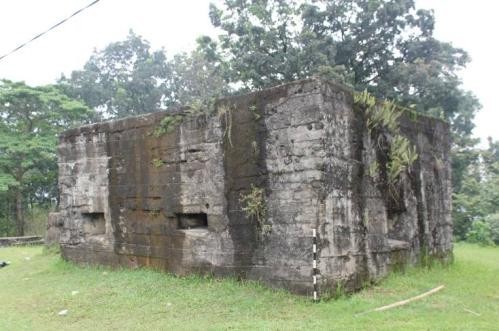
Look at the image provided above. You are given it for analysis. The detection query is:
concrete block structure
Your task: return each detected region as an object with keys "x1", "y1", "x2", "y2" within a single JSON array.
[{"x1": 48, "y1": 78, "x2": 452, "y2": 295}]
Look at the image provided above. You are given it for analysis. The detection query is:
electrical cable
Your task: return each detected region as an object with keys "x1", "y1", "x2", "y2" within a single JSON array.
[{"x1": 0, "y1": 0, "x2": 101, "y2": 62}]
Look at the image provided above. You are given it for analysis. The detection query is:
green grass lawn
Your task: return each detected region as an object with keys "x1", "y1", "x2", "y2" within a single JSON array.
[{"x1": 0, "y1": 244, "x2": 498, "y2": 330}]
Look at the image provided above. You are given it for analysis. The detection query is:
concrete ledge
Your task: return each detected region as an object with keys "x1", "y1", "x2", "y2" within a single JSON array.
[{"x1": 0, "y1": 236, "x2": 44, "y2": 247}]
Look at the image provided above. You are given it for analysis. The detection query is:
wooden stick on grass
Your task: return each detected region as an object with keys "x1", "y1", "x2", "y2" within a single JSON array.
[
  {"x1": 359, "y1": 285, "x2": 445, "y2": 315},
  {"x1": 463, "y1": 308, "x2": 481, "y2": 316}
]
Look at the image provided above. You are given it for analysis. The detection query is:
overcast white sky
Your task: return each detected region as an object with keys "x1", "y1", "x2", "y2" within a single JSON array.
[{"x1": 0, "y1": 0, "x2": 497, "y2": 145}]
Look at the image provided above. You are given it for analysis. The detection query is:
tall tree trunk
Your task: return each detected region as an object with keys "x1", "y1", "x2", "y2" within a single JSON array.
[{"x1": 15, "y1": 189, "x2": 24, "y2": 236}]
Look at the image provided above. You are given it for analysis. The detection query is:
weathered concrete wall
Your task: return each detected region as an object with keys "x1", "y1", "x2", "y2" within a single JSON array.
[{"x1": 53, "y1": 78, "x2": 452, "y2": 296}]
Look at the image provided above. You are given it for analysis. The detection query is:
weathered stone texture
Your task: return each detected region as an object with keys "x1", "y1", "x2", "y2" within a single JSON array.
[{"x1": 52, "y1": 78, "x2": 452, "y2": 295}]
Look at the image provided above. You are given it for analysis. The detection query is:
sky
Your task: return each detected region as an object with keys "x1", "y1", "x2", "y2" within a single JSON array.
[{"x1": 0, "y1": 0, "x2": 497, "y2": 145}]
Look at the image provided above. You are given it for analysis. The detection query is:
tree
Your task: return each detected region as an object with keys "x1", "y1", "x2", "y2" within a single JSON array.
[
  {"x1": 466, "y1": 219, "x2": 493, "y2": 246},
  {"x1": 0, "y1": 80, "x2": 91, "y2": 235},
  {"x1": 203, "y1": 0, "x2": 478, "y2": 121},
  {"x1": 201, "y1": 0, "x2": 481, "y2": 238},
  {"x1": 453, "y1": 138, "x2": 499, "y2": 240},
  {"x1": 453, "y1": 162, "x2": 482, "y2": 239},
  {"x1": 59, "y1": 30, "x2": 171, "y2": 119},
  {"x1": 201, "y1": 1, "x2": 307, "y2": 89},
  {"x1": 168, "y1": 49, "x2": 230, "y2": 109},
  {"x1": 484, "y1": 213, "x2": 499, "y2": 245},
  {"x1": 60, "y1": 31, "x2": 230, "y2": 118}
]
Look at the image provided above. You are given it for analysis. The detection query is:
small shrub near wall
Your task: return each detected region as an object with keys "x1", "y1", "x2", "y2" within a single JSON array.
[{"x1": 466, "y1": 219, "x2": 494, "y2": 246}]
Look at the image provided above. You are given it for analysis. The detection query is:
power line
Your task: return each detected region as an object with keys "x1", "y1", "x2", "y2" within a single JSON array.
[{"x1": 0, "y1": 0, "x2": 102, "y2": 62}]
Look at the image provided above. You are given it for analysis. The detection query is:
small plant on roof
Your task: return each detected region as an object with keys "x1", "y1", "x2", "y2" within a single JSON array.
[
  {"x1": 153, "y1": 114, "x2": 183, "y2": 137},
  {"x1": 354, "y1": 89, "x2": 376, "y2": 109},
  {"x1": 366, "y1": 100, "x2": 401, "y2": 133},
  {"x1": 355, "y1": 90, "x2": 400, "y2": 134},
  {"x1": 187, "y1": 99, "x2": 204, "y2": 114}
]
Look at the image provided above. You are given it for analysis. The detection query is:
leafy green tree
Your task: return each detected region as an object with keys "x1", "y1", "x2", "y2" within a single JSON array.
[
  {"x1": 59, "y1": 30, "x2": 171, "y2": 119},
  {"x1": 466, "y1": 220, "x2": 493, "y2": 246},
  {"x1": 302, "y1": 1, "x2": 481, "y2": 185},
  {"x1": 484, "y1": 214, "x2": 499, "y2": 245},
  {"x1": 202, "y1": 1, "x2": 310, "y2": 89},
  {"x1": 482, "y1": 137, "x2": 499, "y2": 175},
  {"x1": 0, "y1": 191, "x2": 14, "y2": 236},
  {"x1": 453, "y1": 138, "x2": 499, "y2": 240},
  {"x1": 0, "y1": 80, "x2": 91, "y2": 235},
  {"x1": 168, "y1": 49, "x2": 230, "y2": 109},
  {"x1": 202, "y1": 0, "x2": 481, "y2": 238},
  {"x1": 60, "y1": 31, "x2": 230, "y2": 118},
  {"x1": 453, "y1": 163, "x2": 482, "y2": 238},
  {"x1": 203, "y1": 0, "x2": 479, "y2": 124}
]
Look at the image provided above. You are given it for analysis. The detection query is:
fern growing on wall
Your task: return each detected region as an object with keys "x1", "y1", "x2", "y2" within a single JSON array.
[
  {"x1": 354, "y1": 90, "x2": 419, "y2": 186},
  {"x1": 153, "y1": 114, "x2": 184, "y2": 137},
  {"x1": 239, "y1": 184, "x2": 271, "y2": 236}
]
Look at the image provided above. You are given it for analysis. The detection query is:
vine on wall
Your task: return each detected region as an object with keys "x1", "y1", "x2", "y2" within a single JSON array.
[{"x1": 217, "y1": 104, "x2": 234, "y2": 148}]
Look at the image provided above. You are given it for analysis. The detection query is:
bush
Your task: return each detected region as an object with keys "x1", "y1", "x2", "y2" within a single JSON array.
[
  {"x1": 25, "y1": 205, "x2": 51, "y2": 237},
  {"x1": 466, "y1": 220, "x2": 493, "y2": 246},
  {"x1": 484, "y1": 213, "x2": 499, "y2": 245},
  {"x1": 0, "y1": 217, "x2": 15, "y2": 237},
  {"x1": 0, "y1": 205, "x2": 51, "y2": 237}
]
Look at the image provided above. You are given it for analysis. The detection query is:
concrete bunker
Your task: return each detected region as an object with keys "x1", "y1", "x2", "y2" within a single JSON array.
[{"x1": 48, "y1": 78, "x2": 453, "y2": 296}]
